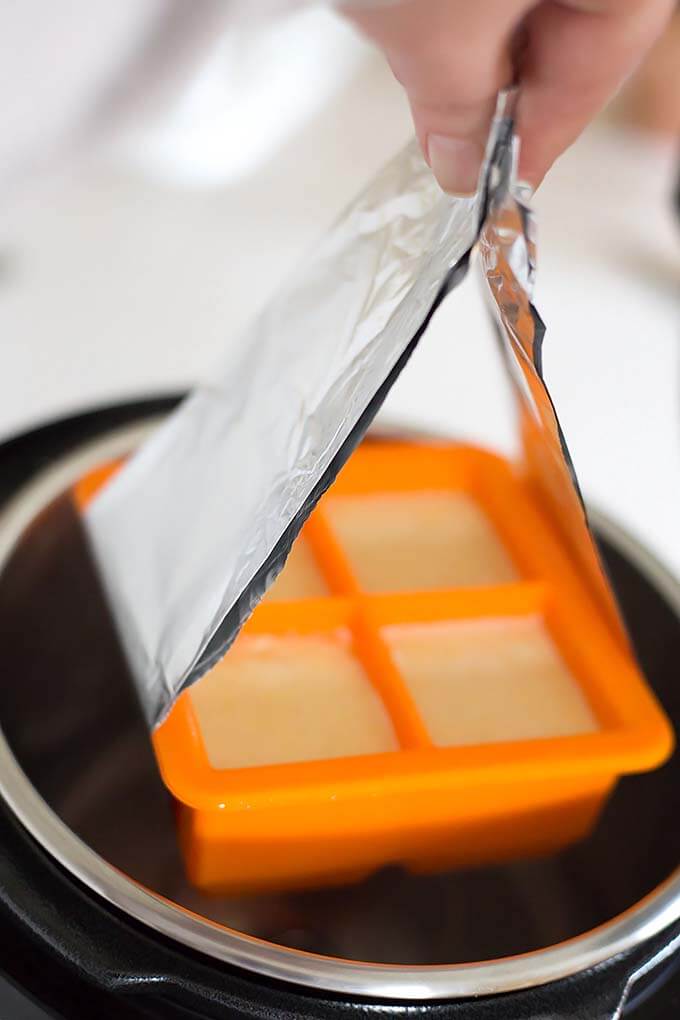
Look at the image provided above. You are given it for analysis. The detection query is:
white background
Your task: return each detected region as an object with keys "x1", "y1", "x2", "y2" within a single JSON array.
[{"x1": 1, "y1": 4, "x2": 678, "y2": 572}]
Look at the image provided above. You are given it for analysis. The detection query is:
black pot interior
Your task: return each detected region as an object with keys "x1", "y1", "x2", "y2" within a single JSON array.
[{"x1": 0, "y1": 430, "x2": 678, "y2": 967}]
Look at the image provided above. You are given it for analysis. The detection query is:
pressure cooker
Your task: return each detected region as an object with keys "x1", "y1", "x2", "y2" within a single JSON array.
[{"x1": 0, "y1": 396, "x2": 678, "y2": 1019}]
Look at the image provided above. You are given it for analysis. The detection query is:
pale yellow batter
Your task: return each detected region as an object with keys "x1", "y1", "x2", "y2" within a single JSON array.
[
  {"x1": 325, "y1": 491, "x2": 518, "y2": 592},
  {"x1": 190, "y1": 631, "x2": 398, "y2": 769},
  {"x1": 263, "y1": 536, "x2": 329, "y2": 602},
  {"x1": 385, "y1": 616, "x2": 598, "y2": 746}
]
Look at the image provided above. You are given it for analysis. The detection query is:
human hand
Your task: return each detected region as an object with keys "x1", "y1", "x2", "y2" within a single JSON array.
[{"x1": 343, "y1": 0, "x2": 674, "y2": 192}]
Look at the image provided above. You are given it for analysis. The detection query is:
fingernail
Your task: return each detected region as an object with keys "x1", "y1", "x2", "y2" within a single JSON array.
[{"x1": 427, "y1": 134, "x2": 483, "y2": 195}]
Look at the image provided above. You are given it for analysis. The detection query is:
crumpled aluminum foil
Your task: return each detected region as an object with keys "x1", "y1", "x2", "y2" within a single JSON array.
[{"x1": 85, "y1": 98, "x2": 626, "y2": 729}]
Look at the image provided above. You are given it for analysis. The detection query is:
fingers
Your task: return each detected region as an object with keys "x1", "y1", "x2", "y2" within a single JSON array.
[
  {"x1": 345, "y1": 0, "x2": 530, "y2": 193},
  {"x1": 516, "y1": 0, "x2": 675, "y2": 186},
  {"x1": 344, "y1": 0, "x2": 675, "y2": 194}
]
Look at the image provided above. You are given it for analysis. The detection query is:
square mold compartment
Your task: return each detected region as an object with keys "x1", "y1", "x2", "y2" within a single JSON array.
[
  {"x1": 154, "y1": 599, "x2": 425, "y2": 894},
  {"x1": 356, "y1": 582, "x2": 674, "y2": 876},
  {"x1": 383, "y1": 615, "x2": 598, "y2": 748},
  {"x1": 189, "y1": 628, "x2": 398, "y2": 770},
  {"x1": 324, "y1": 491, "x2": 518, "y2": 592},
  {"x1": 318, "y1": 443, "x2": 522, "y2": 594}
]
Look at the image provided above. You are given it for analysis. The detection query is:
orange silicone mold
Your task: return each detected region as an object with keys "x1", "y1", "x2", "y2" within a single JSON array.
[{"x1": 74, "y1": 441, "x2": 674, "y2": 895}]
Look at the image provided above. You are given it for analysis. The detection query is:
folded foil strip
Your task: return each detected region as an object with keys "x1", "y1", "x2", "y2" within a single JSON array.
[
  {"x1": 84, "y1": 132, "x2": 493, "y2": 727},
  {"x1": 85, "y1": 100, "x2": 626, "y2": 730},
  {"x1": 479, "y1": 126, "x2": 630, "y2": 650}
]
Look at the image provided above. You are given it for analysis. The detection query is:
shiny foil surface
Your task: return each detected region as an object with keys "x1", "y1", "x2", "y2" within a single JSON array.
[{"x1": 85, "y1": 104, "x2": 622, "y2": 728}]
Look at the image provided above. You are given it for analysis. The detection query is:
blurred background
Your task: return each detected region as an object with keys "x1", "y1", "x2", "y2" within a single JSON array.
[{"x1": 0, "y1": 0, "x2": 678, "y2": 569}]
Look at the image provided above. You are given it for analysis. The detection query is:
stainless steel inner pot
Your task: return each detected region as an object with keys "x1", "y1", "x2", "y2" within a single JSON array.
[{"x1": 0, "y1": 416, "x2": 679, "y2": 1002}]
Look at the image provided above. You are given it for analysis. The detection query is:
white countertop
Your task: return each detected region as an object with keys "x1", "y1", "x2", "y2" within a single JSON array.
[{"x1": 1, "y1": 19, "x2": 678, "y2": 573}]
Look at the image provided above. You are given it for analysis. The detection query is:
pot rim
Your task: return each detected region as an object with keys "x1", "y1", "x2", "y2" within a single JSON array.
[{"x1": 0, "y1": 416, "x2": 679, "y2": 1001}]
